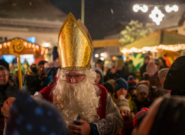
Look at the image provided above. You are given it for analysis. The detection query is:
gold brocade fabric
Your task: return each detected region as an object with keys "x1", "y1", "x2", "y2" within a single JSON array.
[{"x1": 58, "y1": 13, "x2": 93, "y2": 70}]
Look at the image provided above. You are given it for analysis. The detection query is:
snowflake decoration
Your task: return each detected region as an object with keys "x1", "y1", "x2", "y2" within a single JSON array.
[{"x1": 149, "y1": 7, "x2": 164, "y2": 25}]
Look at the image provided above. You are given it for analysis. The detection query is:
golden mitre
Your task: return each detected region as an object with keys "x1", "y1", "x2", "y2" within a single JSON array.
[{"x1": 58, "y1": 13, "x2": 93, "y2": 70}]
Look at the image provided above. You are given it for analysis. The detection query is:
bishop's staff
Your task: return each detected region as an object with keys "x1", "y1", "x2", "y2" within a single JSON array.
[{"x1": 9, "y1": 39, "x2": 24, "y2": 89}]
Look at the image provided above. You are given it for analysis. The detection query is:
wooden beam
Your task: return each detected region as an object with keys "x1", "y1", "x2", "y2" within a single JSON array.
[{"x1": 92, "y1": 39, "x2": 124, "y2": 48}]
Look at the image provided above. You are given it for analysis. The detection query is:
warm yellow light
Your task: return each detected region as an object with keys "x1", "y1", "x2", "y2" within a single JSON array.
[{"x1": 112, "y1": 56, "x2": 117, "y2": 60}]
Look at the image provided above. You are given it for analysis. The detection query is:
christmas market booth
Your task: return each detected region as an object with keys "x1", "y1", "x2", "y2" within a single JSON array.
[
  {"x1": 120, "y1": 30, "x2": 185, "y2": 64},
  {"x1": 0, "y1": 38, "x2": 49, "y2": 88},
  {"x1": 0, "y1": 37, "x2": 49, "y2": 62},
  {"x1": 120, "y1": 30, "x2": 185, "y2": 56}
]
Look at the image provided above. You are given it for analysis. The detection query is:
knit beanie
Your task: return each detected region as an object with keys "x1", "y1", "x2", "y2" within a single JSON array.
[
  {"x1": 115, "y1": 78, "x2": 128, "y2": 93},
  {"x1": 133, "y1": 107, "x2": 149, "y2": 128},
  {"x1": 136, "y1": 84, "x2": 149, "y2": 96},
  {"x1": 116, "y1": 95, "x2": 130, "y2": 112},
  {"x1": 136, "y1": 80, "x2": 150, "y2": 90},
  {"x1": 6, "y1": 91, "x2": 68, "y2": 135},
  {"x1": 53, "y1": 46, "x2": 59, "y2": 61},
  {"x1": 158, "y1": 68, "x2": 169, "y2": 80},
  {"x1": 103, "y1": 82, "x2": 114, "y2": 95},
  {"x1": 0, "y1": 59, "x2": 9, "y2": 71},
  {"x1": 146, "y1": 60, "x2": 157, "y2": 74},
  {"x1": 127, "y1": 76, "x2": 137, "y2": 90},
  {"x1": 115, "y1": 58, "x2": 124, "y2": 68}
]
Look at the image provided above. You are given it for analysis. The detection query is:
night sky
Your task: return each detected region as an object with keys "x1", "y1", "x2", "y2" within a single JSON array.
[{"x1": 47, "y1": 0, "x2": 185, "y2": 40}]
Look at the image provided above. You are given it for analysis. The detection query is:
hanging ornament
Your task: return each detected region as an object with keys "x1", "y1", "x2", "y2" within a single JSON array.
[{"x1": 149, "y1": 7, "x2": 164, "y2": 25}]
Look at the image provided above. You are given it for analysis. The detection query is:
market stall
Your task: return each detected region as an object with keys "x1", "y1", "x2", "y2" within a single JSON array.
[
  {"x1": 120, "y1": 30, "x2": 185, "y2": 55},
  {"x1": 0, "y1": 38, "x2": 49, "y2": 88}
]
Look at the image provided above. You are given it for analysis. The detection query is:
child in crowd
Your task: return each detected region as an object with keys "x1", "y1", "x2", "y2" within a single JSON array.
[
  {"x1": 114, "y1": 78, "x2": 137, "y2": 114},
  {"x1": 116, "y1": 95, "x2": 133, "y2": 135},
  {"x1": 133, "y1": 85, "x2": 151, "y2": 113}
]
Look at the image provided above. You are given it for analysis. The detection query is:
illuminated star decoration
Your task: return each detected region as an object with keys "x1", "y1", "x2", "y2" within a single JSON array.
[{"x1": 149, "y1": 7, "x2": 164, "y2": 25}]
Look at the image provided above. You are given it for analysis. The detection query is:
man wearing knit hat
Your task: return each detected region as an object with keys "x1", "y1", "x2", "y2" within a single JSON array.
[
  {"x1": 0, "y1": 60, "x2": 9, "y2": 71},
  {"x1": 133, "y1": 85, "x2": 151, "y2": 112}
]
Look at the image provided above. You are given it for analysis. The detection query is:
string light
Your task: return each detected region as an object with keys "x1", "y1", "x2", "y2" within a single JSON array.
[
  {"x1": 165, "y1": 5, "x2": 178, "y2": 13},
  {"x1": 100, "y1": 53, "x2": 105, "y2": 57},
  {"x1": 133, "y1": 4, "x2": 148, "y2": 13},
  {"x1": 121, "y1": 44, "x2": 185, "y2": 53},
  {"x1": 32, "y1": 44, "x2": 35, "y2": 48},
  {"x1": 95, "y1": 54, "x2": 99, "y2": 58},
  {"x1": 100, "y1": 57, "x2": 104, "y2": 61},
  {"x1": 7, "y1": 42, "x2": 10, "y2": 46},
  {"x1": 149, "y1": 7, "x2": 164, "y2": 25}
]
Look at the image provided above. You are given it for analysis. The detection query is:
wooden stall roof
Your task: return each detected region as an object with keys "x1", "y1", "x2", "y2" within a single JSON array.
[
  {"x1": 122, "y1": 30, "x2": 185, "y2": 49},
  {"x1": 93, "y1": 39, "x2": 124, "y2": 48},
  {"x1": 0, "y1": 37, "x2": 48, "y2": 56}
]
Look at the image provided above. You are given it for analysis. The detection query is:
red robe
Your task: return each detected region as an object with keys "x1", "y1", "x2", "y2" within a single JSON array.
[{"x1": 39, "y1": 83, "x2": 107, "y2": 119}]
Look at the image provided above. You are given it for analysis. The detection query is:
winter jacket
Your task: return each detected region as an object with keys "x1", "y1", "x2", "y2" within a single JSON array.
[{"x1": 23, "y1": 74, "x2": 43, "y2": 95}]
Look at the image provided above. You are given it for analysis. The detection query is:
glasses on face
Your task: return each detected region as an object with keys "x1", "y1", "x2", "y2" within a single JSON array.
[
  {"x1": 0, "y1": 74, "x2": 8, "y2": 78},
  {"x1": 65, "y1": 74, "x2": 85, "y2": 83},
  {"x1": 66, "y1": 74, "x2": 85, "y2": 79}
]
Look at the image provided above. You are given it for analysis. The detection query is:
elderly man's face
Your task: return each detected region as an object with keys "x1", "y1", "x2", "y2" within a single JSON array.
[
  {"x1": 0, "y1": 70, "x2": 9, "y2": 85},
  {"x1": 65, "y1": 71, "x2": 85, "y2": 83}
]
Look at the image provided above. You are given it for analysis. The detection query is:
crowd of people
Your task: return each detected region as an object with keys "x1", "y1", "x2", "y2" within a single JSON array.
[{"x1": 0, "y1": 13, "x2": 185, "y2": 135}]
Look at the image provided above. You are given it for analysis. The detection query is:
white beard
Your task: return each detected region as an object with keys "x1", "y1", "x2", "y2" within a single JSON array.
[{"x1": 52, "y1": 69, "x2": 100, "y2": 126}]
